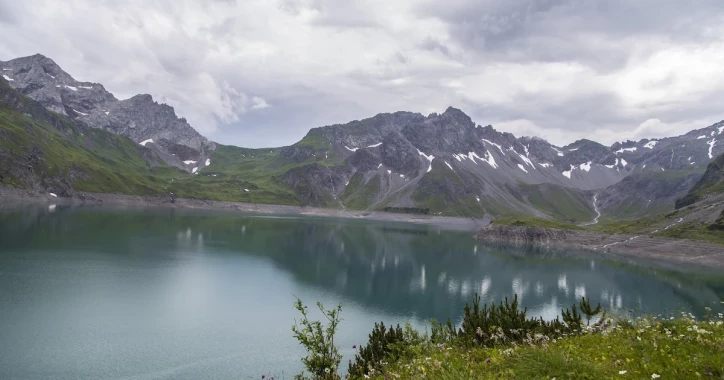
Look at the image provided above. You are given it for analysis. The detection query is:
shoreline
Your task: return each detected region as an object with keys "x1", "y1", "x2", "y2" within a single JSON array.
[
  {"x1": 476, "y1": 226, "x2": 724, "y2": 270},
  {"x1": 0, "y1": 186, "x2": 491, "y2": 231},
  {"x1": 3, "y1": 186, "x2": 724, "y2": 270}
]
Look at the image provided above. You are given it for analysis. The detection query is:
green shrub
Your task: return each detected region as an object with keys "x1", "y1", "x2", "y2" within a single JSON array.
[
  {"x1": 347, "y1": 322, "x2": 404, "y2": 377},
  {"x1": 291, "y1": 299, "x2": 343, "y2": 379}
]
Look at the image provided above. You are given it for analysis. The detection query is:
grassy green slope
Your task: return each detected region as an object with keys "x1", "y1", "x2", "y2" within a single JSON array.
[
  {"x1": 0, "y1": 81, "x2": 181, "y2": 195},
  {"x1": 676, "y1": 152, "x2": 724, "y2": 208},
  {"x1": 369, "y1": 316, "x2": 724, "y2": 379},
  {"x1": 0, "y1": 78, "x2": 335, "y2": 205}
]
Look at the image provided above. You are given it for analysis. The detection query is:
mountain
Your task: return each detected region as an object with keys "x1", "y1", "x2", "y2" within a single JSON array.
[
  {"x1": 2, "y1": 53, "x2": 724, "y2": 222},
  {"x1": 0, "y1": 54, "x2": 214, "y2": 171},
  {"x1": 676, "y1": 152, "x2": 724, "y2": 209},
  {"x1": 270, "y1": 107, "x2": 722, "y2": 220},
  {"x1": 0, "y1": 76, "x2": 176, "y2": 196}
]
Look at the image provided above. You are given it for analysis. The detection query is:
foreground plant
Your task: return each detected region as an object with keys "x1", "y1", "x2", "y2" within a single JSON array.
[{"x1": 291, "y1": 298, "x2": 343, "y2": 379}]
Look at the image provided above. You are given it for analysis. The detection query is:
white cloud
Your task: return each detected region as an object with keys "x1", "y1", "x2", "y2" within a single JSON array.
[{"x1": 2, "y1": 0, "x2": 724, "y2": 146}]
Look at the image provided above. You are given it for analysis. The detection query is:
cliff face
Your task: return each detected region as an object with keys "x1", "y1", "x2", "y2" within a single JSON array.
[
  {"x1": 475, "y1": 226, "x2": 569, "y2": 245},
  {"x1": 0, "y1": 54, "x2": 213, "y2": 170}
]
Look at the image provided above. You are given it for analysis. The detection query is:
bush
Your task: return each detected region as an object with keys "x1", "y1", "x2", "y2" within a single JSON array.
[
  {"x1": 291, "y1": 299, "x2": 343, "y2": 379},
  {"x1": 347, "y1": 322, "x2": 403, "y2": 377}
]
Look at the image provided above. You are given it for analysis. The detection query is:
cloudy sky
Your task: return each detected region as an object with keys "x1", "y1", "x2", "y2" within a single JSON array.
[{"x1": 2, "y1": 0, "x2": 724, "y2": 148}]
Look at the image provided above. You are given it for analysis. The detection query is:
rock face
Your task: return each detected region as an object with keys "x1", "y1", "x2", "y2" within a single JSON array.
[
  {"x1": 0, "y1": 54, "x2": 213, "y2": 169},
  {"x1": 676, "y1": 152, "x2": 724, "y2": 208},
  {"x1": 3, "y1": 54, "x2": 724, "y2": 218},
  {"x1": 276, "y1": 105, "x2": 723, "y2": 217},
  {"x1": 476, "y1": 226, "x2": 569, "y2": 245}
]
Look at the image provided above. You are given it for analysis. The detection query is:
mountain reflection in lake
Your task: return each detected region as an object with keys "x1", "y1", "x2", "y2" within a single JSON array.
[{"x1": 0, "y1": 204, "x2": 722, "y2": 379}]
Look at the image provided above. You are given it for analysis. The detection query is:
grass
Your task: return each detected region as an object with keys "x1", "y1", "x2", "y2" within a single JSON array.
[
  {"x1": 411, "y1": 167, "x2": 487, "y2": 217},
  {"x1": 656, "y1": 221, "x2": 724, "y2": 246},
  {"x1": 491, "y1": 216, "x2": 583, "y2": 230},
  {"x1": 676, "y1": 153, "x2": 724, "y2": 208},
  {"x1": 364, "y1": 314, "x2": 724, "y2": 379},
  {"x1": 517, "y1": 183, "x2": 595, "y2": 223},
  {"x1": 342, "y1": 173, "x2": 381, "y2": 210}
]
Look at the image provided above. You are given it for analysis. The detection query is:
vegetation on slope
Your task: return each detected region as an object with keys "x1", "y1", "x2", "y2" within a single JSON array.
[
  {"x1": 676, "y1": 152, "x2": 724, "y2": 208},
  {"x1": 0, "y1": 80, "x2": 180, "y2": 195},
  {"x1": 491, "y1": 216, "x2": 583, "y2": 230},
  {"x1": 288, "y1": 294, "x2": 724, "y2": 379}
]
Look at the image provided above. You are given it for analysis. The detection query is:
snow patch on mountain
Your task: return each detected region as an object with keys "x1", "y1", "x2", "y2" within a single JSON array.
[
  {"x1": 445, "y1": 161, "x2": 454, "y2": 171},
  {"x1": 481, "y1": 152, "x2": 498, "y2": 168},
  {"x1": 482, "y1": 139, "x2": 505, "y2": 155},
  {"x1": 467, "y1": 151, "x2": 483, "y2": 164},
  {"x1": 417, "y1": 149, "x2": 435, "y2": 173},
  {"x1": 615, "y1": 147, "x2": 637, "y2": 154},
  {"x1": 344, "y1": 145, "x2": 358, "y2": 152},
  {"x1": 579, "y1": 162, "x2": 592, "y2": 172},
  {"x1": 205, "y1": 158, "x2": 211, "y2": 166},
  {"x1": 139, "y1": 138, "x2": 154, "y2": 146},
  {"x1": 643, "y1": 141, "x2": 658, "y2": 149},
  {"x1": 708, "y1": 139, "x2": 717, "y2": 159},
  {"x1": 367, "y1": 142, "x2": 382, "y2": 148},
  {"x1": 2, "y1": 74, "x2": 13, "y2": 81},
  {"x1": 183, "y1": 160, "x2": 197, "y2": 165},
  {"x1": 562, "y1": 165, "x2": 574, "y2": 179},
  {"x1": 64, "y1": 85, "x2": 77, "y2": 91},
  {"x1": 510, "y1": 148, "x2": 535, "y2": 168},
  {"x1": 517, "y1": 164, "x2": 528, "y2": 173},
  {"x1": 72, "y1": 108, "x2": 88, "y2": 116}
]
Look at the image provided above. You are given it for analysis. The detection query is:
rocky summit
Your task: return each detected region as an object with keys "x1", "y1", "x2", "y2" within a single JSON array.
[
  {"x1": 1, "y1": 53, "x2": 723, "y2": 222},
  {"x1": 275, "y1": 106, "x2": 723, "y2": 221},
  {"x1": 0, "y1": 54, "x2": 214, "y2": 171}
]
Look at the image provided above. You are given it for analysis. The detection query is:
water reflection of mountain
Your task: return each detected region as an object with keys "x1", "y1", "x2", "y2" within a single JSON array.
[{"x1": 1, "y1": 204, "x2": 722, "y2": 321}]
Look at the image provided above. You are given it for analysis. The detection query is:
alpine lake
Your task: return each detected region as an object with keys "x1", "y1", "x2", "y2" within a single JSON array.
[{"x1": 1, "y1": 202, "x2": 722, "y2": 379}]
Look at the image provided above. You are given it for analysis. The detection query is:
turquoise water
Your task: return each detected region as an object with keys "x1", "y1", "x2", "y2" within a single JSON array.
[{"x1": 0, "y1": 203, "x2": 721, "y2": 379}]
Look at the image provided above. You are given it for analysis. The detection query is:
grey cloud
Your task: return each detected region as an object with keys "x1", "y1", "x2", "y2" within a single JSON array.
[
  {"x1": 418, "y1": 37, "x2": 452, "y2": 57},
  {"x1": 419, "y1": 0, "x2": 724, "y2": 71},
  {"x1": 2, "y1": 0, "x2": 724, "y2": 148}
]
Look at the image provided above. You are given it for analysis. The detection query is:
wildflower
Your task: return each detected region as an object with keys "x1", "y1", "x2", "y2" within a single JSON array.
[
  {"x1": 353, "y1": 345, "x2": 356, "y2": 349},
  {"x1": 324, "y1": 368, "x2": 330, "y2": 374},
  {"x1": 651, "y1": 374, "x2": 660, "y2": 379},
  {"x1": 485, "y1": 358, "x2": 491, "y2": 363},
  {"x1": 261, "y1": 376, "x2": 265, "y2": 379},
  {"x1": 619, "y1": 370, "x2": 627, "y2": 375}
]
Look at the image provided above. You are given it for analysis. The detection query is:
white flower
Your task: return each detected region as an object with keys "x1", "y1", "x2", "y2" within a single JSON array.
[
  {"x1": 651, "y1": 374, "x2": 660, "y2": 379},
  {"x1": 324, "y1": 368, "x2": 330, "y2": 374},
  {"x1": 619, "y1": 370, "x2": 627, "y2": 375}
]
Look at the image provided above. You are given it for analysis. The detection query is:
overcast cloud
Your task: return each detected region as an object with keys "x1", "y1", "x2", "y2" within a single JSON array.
[{"x1": 2, "y1": 0, "x2": 724, "y2": 147}]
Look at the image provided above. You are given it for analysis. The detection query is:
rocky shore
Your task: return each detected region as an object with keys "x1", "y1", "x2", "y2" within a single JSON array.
[
  {"x1": 4, "y1": 184, "x2": 723, "y2": 270},
  {"x1": 0, "y1": 185, "x2": 490, "y2": 231},
  {"x1": 476, "y1": 225, "x2": 724, "y2": 270}
]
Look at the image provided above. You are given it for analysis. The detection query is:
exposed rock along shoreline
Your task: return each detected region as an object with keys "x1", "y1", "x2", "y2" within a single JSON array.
[
  {"x1": 3, "y1": 185, "x2": 723, "y2": 270},
  {"x1": 476, "y1": 225, "x2": 724, "y2": 270},
  {"x1": 0, "y1": 186, "x2": 490, "y2": 231}
]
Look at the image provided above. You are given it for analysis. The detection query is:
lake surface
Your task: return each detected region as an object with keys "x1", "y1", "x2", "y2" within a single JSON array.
[{"x1": 1, "y1": 203, "x2": 722, "y2": 379}]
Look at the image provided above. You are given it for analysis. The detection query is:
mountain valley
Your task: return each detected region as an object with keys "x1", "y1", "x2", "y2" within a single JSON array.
[{"x1": 1, "y1": 54, "x2": 723, "y2": 227}]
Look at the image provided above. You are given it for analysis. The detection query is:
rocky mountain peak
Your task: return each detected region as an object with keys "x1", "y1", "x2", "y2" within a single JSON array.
[
  {"x1": 1, "y1": 54, "x2": 213, "y2": 169},
  {"x1": 438, "y1": 106, "x2": 475, "y2": 128}
]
